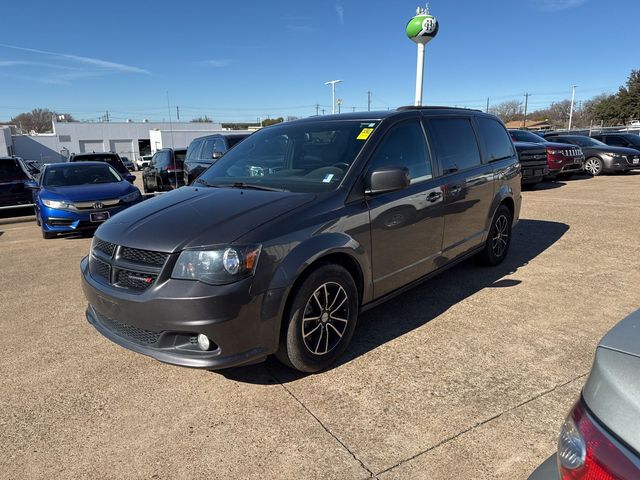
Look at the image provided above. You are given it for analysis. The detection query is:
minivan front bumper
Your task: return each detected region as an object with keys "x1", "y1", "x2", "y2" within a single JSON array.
[{"x1": 80, "y1": 256, "x2": 279, "y2": 369}]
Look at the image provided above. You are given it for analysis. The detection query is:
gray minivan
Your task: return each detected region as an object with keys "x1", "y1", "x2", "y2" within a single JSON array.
[{"x1": 81, "y1": 107, "x2": 522, "y2": 372}]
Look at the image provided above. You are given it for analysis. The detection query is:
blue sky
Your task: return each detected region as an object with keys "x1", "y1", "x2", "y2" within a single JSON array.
[{"x1": 0, "y1": 0, "x2": 637, "y2": 123}]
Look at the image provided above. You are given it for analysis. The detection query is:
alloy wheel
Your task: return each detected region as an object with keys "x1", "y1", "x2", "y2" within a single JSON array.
[
  {"x1": 301, "y1": 282, "x2": 350, "y2": 356},
  {"x1": 491, "y1": 214, "x2": 509, "y2": 258},
  {"x1": 585, "y1": 158, "x2": 602, "y2": 176}
]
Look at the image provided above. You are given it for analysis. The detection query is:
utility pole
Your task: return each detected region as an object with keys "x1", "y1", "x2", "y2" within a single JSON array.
[
  {"x1": 568, "y1": 85, "x2": 577, "y2": 132},
  {"x1": 315, "y1": 104, "x2": 320, "y2": 116},
  {"x1": 367, "y1": 91, "x2": 372, "y2": 112},
  {"x1": 176, "y1": 106, "x2": 180, "y2": 121},
  {"x1": 352, "y1": 106, "x2": 356, "y2": 112},
  {"x1": 486, "y1": 97, "x2": 489, "y2": 113},
  {"x1": 105, "y1": 110, "x2": 110, "y2": 122},
  {"x1": 321, "y1": 108, "x2": 326, "y2": 115},
  {"x1": 337, "y1": 98, "x2": 343, "y2": 114},
  {"x1": 522, "y1": 93, "x2": 530, "y2": 129},
  {"x1": 324, "y1": 80, "x2": 342, "y2": 114}
]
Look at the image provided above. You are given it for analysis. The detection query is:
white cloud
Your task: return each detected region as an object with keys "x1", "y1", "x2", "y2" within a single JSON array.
[
  {"x1": 528, "y1": 0, "x2": 587, "y2": 11},
  {"x1": 335, "y1": 1, "x2": 344, "y2": 24},
  {"x1": 0, "y1": 43, "x2": 149, "y2": 74},
  {"x1": 201, "y1": 59, "x2": 231, "y2": 68}
]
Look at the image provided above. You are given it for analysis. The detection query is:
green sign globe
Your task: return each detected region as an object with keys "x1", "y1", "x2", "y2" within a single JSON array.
[{"x1": 406, "y1": 14, "x2": 439, "y2": 44}]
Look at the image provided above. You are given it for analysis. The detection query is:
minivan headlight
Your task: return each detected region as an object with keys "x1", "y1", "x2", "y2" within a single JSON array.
[
  {"x1": 121, "y1": 190, "x2": 141, "y2": 203},
  {"x1": 171, "y1": 245, "x2": 261, "y2": 285},
  {"x1": 42, "y1": 199, "x2": 70, "y2": 209}
]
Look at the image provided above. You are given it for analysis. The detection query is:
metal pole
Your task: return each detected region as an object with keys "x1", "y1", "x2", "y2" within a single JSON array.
[
  {"x1": 332, "y1": 84, "x2": 336, "y2": 114},
  {"x1": 523, "y1": 93, "x2": 529, "y2": 129},
  {"x1": 367, "y1": 91, "x2": 371, "y2": 112},
  {"x1": 414, "y1": 43, "x2": 425, "y2": 106},
  {"x1": 568, "y1": 85, "x2": 577, "y2": 132},
  {"x1": 486, "y1": 97, "x2": 489, "y2": 113}
]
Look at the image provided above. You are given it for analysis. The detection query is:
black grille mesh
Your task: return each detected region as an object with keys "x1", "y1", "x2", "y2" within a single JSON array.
[
  {"x1": 93, "y1": 238, "x2": 116, "y2": 257},
  {"x1": 95, "y1": 311, "x2": 161, "y2": 345},
  {"x1": 89, "y1": 256, "x2": 111, "y2": 281},
  {"x1": 120, "y1": 247, "x2": 168, "y2": 266},
  {"x1": 115, "y1": 270, "x2": 157, "y2": 291}
]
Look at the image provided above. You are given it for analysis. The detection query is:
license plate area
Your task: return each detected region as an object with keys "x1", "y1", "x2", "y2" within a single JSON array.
[{"x1": 90, "y1": 211, "x2": 110, "y2": 223}]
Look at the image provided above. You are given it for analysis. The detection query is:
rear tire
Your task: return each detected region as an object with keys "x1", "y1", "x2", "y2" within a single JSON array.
[
  {"x1": 143, "y1": 178, "x2": 152, "y2": 194},
  {"x1": 276, "y1": 264, "x2": 359, "y2": 373},
  {"x1": 477, "y1": 205, "x2": 512, "y2": 266}
]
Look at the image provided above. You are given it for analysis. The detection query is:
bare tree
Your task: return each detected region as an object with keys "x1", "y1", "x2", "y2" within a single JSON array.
[
  {"x1": 489, "y1": 100, "x2": 523, "y2": 122},
  {"x1": 10, "y1": 108, "x2": 75, "y2": 133}
]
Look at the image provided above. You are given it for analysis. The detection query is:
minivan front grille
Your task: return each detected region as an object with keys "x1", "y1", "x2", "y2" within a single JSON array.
[
  {"x1": 89, "y1": 237, "x2": 168, "y2": 292},
  {"x1": 120, "y1": 247, "x2": 168, "y2": 266},
  {"x1": 94, "y1": 310, "x2": 161, "y2": 345}
]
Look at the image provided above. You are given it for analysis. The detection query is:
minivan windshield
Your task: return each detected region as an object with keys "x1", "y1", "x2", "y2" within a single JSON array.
[
  {"x1": 43, "y1": 164, "x2": 122, "y2": 187},
  {"x1": 196, "y1": 120, "x2": 379, "y2": 193}
]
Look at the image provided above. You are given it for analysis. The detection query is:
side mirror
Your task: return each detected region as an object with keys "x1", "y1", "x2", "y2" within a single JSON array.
[
  {"x1": 212, "y1": 151, "x2": 224, "y2": 160},
  {"x1": 126, "y1": 174, "x2": 136, "y2": 183},
  {"x1": 365, "y1": 166, "x2": 410, "y2": 195},
  {"x1": 24, "y1": 180, "x2": 39, "y2": 190}
]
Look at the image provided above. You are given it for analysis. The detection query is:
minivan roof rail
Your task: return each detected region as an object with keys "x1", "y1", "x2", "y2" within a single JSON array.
[{"x1": 396, "y1": 105, "x2": 482, "y2": 112}]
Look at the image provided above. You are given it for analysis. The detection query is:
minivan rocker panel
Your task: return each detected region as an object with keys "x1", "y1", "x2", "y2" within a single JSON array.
[{"x1": 81, "y1": 107, "x2": 521, "y2": 373}]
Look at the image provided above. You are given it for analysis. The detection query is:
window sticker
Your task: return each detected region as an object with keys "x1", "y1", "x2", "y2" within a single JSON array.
[
  {"x1": 357, "y1": 128, "x2": 374, "y2": 140},
  {"x1": 322, "y1": 173, "x2": 335, "y2": 183}
]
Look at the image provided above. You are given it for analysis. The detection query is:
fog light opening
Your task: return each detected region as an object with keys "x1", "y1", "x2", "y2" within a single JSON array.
[{"x1": 197, "y1": 334, "x2": 211, "y2": 351}]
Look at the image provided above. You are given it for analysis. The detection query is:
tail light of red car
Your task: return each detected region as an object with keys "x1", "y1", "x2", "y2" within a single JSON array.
[{"x1": 558, "y1": 398, "x2": 640, "y2": 479}]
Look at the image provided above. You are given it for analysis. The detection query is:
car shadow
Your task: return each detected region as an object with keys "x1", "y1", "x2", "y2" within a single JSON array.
[
  {"x1": 533, "y1": 181, "x2": 566, "y2": 190},
  {"x1": 219, "y1": 218, "x2": 570, "y2": 384}
]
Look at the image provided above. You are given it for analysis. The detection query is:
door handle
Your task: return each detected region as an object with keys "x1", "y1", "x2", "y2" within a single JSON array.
[{"x1": 426, "y1": 191, "x2": 442, "y2": 203}]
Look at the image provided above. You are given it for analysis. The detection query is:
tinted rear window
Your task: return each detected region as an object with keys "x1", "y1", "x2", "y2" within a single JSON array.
[
  {"x1": 72, "y1": 155, "x2": 127, "y2": 173},
  {"x1": 428, "y1": 118, "x2": 482, "y2": 174},
  {"x1": 0, "y1": 159, "x2": 27, "y2": 181},
  {"x1": 227, "y1": 136, "x2": 248, "y2": 148},
  {"x1": 477, "y1": 118, "x2": 515, "y2": 161},
  {"x1": 186, "y1": 140, "x2": 203, "y2": 161},
  {"x1": 174, "y1": 150, "x2": 186, "y2": 166}
]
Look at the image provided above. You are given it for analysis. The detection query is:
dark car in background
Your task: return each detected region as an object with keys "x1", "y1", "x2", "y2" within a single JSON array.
[
  {"x1": 544, "y1": 134, "x2": 640, "y2": 176},
  {"x1": 183, "y1": 132, "x2": 251, "y2": 185},
  {"x1": 80, "y1": 107, "x2": 521, "y2": 373},
  {"x1": 142, "y1": 148, "x2": 187, "y2": 193},
  {"x1": 0, "y1": 156, "x2": 34, "y2": 209},
  {"x1": 70, "y1": 152, "x2": 136, "y2": 183},
  {"x1": 509, "y1": 129, "x2": 584, "y2": 179},
  {"x1": 29, "y1": 162, "x2": 141, "y2": 239},
  {"x1": 120, "y1": 156, "x2": 136, "y2": 172},
  {"x1": 529, "y1": 309, "x2": 640, "y2": 480},
  {"x1": 513, "y1": 141, "x2": 548, "y2": 187},
  {"x1": 591, "y1": 132, "x2": 640, "y2": 153}
]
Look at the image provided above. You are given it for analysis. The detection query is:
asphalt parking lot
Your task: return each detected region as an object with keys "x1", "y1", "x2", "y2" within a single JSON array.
[{"x1": 1, "y1": 173, "x2": 639, "y2": 480}]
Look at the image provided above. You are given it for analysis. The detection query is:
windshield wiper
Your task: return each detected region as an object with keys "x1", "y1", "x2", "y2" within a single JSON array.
[
  {"x1": 227, "y1": 182, "x2": 287, "y2": 192},
  {"x1": 195, "y1": 178, "x2": 222, "y2": 188}
]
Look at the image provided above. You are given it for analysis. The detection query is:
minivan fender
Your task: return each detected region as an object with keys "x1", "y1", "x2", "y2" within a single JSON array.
[{"x1": 260, "y1": 232, "x2": 371, "y2": 337}]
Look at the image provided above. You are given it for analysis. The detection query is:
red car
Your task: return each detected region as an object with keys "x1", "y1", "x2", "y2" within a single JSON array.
[{"x1": 509, "y1": 129, "x2": 585, "y2": 179}]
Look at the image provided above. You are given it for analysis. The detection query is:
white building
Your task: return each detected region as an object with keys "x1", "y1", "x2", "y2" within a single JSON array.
[{"x1": 0, "y1": 119, "x2": 225, "y2": 162}]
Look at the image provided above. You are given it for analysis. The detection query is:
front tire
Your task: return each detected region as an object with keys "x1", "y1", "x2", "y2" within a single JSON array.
[
  {"x1": 478, "y1": 205, "x2": 512, "y2": 266},
  {"x1": 584, "y1": 157, "x2": 603, "y2": 176},
  {"x1": 277, "y1": 264, "x2": 359, "y2": 373}
]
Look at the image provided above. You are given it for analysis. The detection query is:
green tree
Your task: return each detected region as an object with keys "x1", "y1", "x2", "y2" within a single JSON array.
[{"x1": 262, "y1": 117, "x2": 284, "y2": 126}]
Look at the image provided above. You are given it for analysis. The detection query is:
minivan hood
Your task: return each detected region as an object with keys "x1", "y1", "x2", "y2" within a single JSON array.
[{"x1": 96, "y1": 186, "x2": 316, "y2": 252}]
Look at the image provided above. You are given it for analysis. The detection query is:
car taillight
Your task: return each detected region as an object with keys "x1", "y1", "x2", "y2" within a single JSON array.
[{"x1": 558, "y1": 399, "x2": 640, "y2": 479}]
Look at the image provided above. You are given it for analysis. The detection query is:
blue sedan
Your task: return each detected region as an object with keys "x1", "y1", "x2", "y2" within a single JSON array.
[{"x1": 28, "y1": 162, "x2": 142, "y2": 239}]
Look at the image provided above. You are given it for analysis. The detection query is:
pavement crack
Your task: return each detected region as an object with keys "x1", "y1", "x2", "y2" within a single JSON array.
[
  {"x1": 375, "y1": 373, "x2": 589, "y2": 477},
  {"x1": 265, "y1": 365, "x2": 376, "y2": 478}
]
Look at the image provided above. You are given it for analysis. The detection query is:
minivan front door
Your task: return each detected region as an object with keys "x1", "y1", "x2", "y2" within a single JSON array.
[{"x1": 366, "y1": 120, "x2": 446, "y2": 298}]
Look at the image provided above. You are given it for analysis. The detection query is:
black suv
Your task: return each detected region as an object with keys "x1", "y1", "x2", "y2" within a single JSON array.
[
  {"x1": 183, "y1": 133, "x2": 250, "y2": 185},
  {"x1": 0, "y1": 157, "x2": 34, "y2": 208},
  {"x1": 142, "y1": 148, "x2": 187, "y2": 193},
  {"x1": 70, "y1": 153, "x2": 136, "y2": 183},
  {"x1": 81, "y1": 107, "x2": 521, "y2": 372}
]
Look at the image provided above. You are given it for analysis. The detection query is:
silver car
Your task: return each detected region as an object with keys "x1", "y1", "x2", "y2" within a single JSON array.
[{"x1": 530, "y1": 309, "x2": 640, "y2": 479}]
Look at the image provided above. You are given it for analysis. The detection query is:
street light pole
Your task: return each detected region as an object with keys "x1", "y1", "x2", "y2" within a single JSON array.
[
  {"x1": 325, "y1": 80, "x2": 342, "y2": 114},
  {"x1": 568, "y1": 85, "x2": 577, "y2": 132}
]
